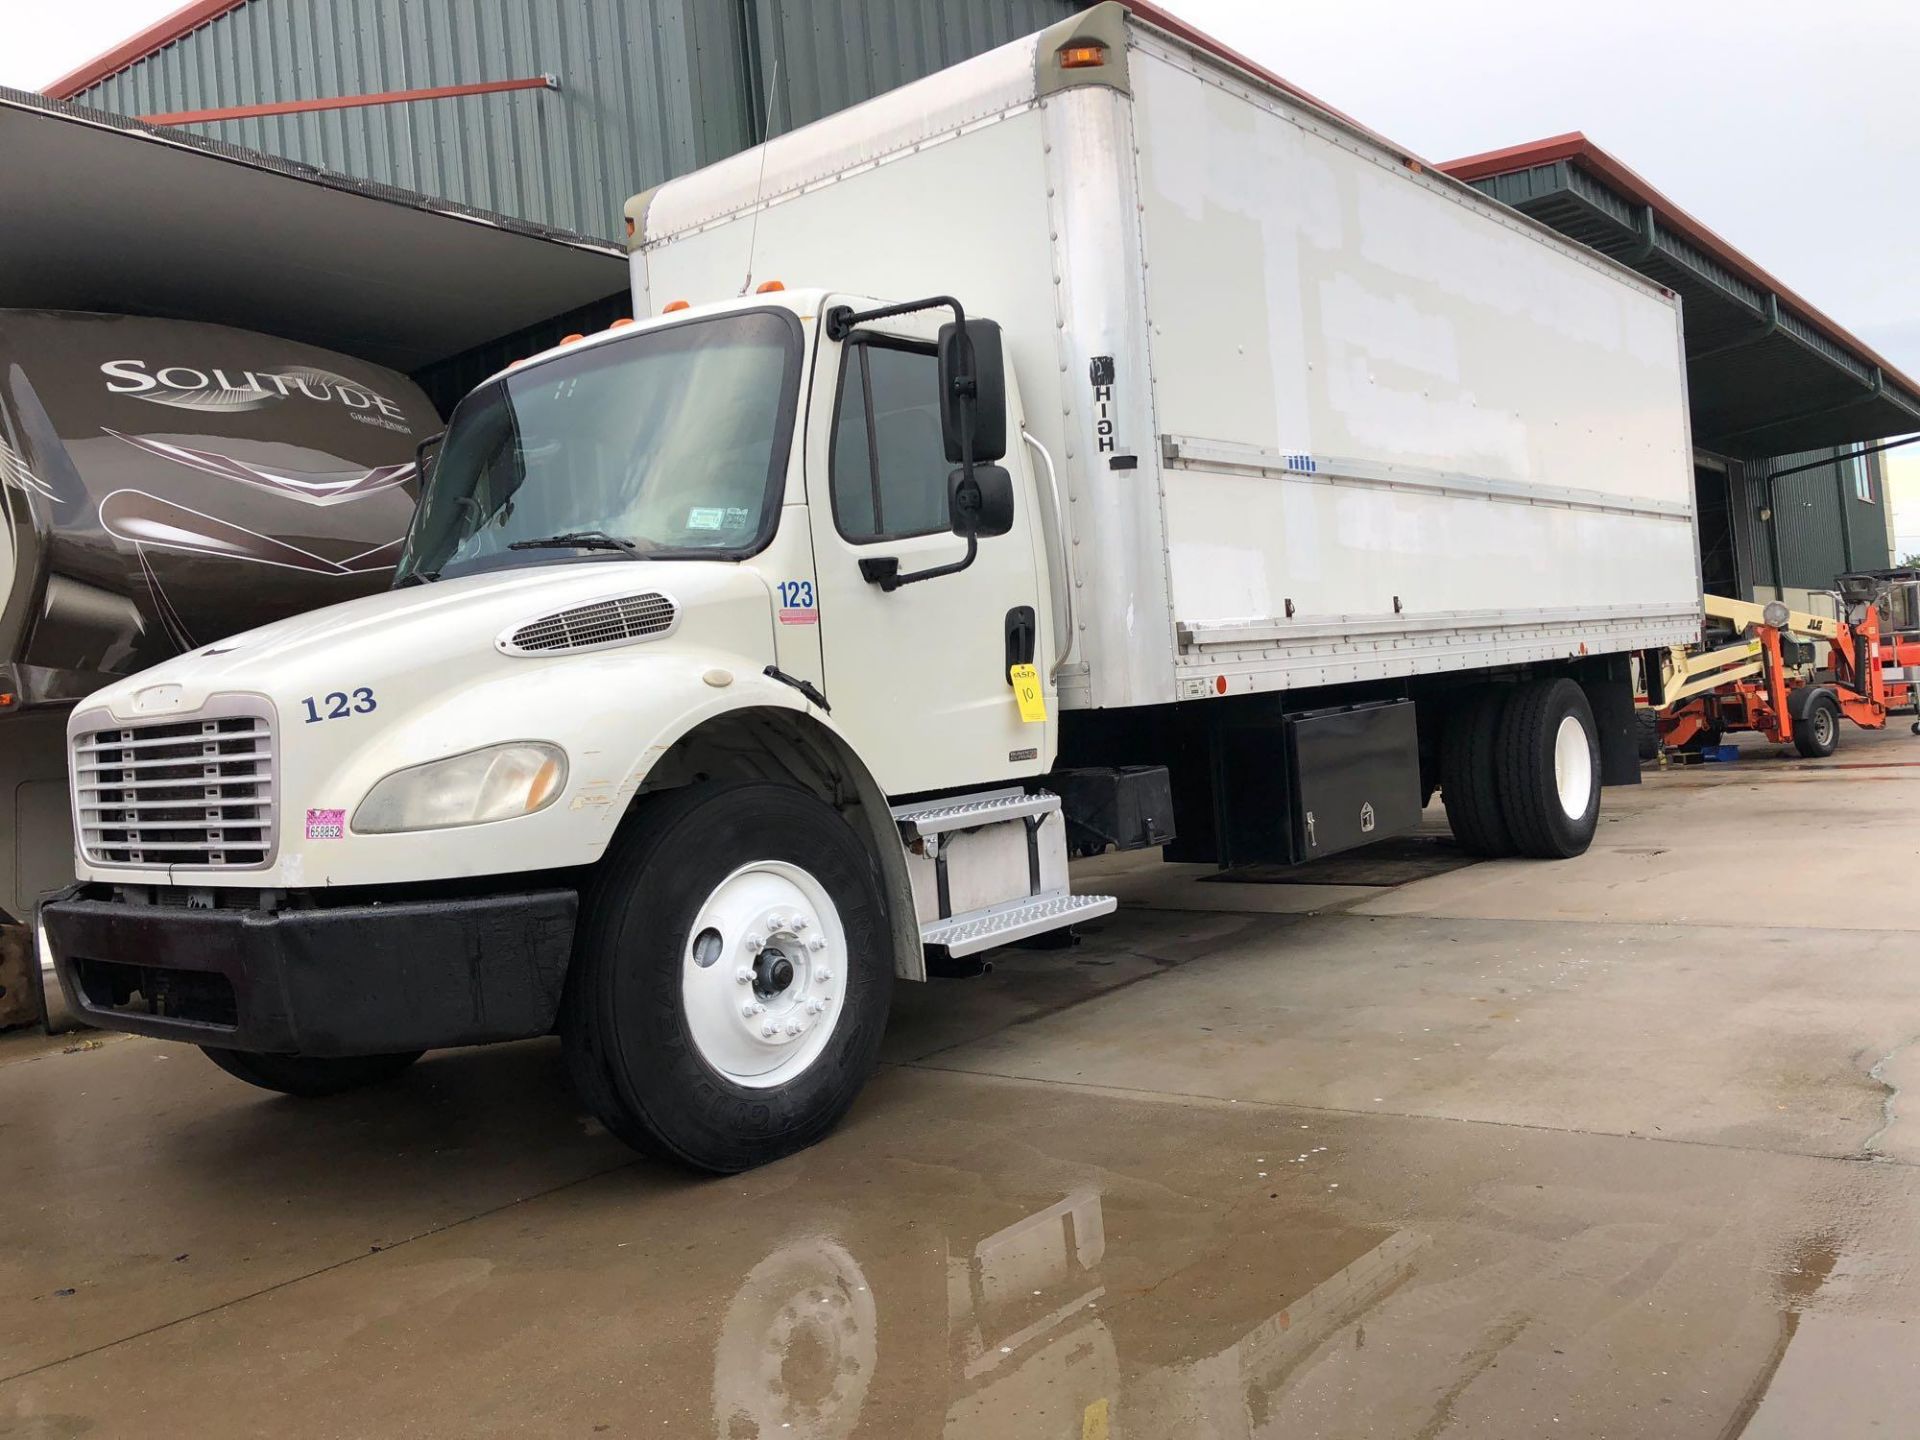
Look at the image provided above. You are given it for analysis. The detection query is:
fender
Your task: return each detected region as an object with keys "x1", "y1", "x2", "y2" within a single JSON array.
[
  {"x1": 598, "y1": 666, "x2": 927, "y2": 981},
  {"x1": 1785, "y1": 684, "x2": 1836, "y2": 722}
]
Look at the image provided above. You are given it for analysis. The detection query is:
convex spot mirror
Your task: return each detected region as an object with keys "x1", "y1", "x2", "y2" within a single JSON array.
[
  {"x1": 949, "y1": 464, "x2": 1014, "y2": 539},
  {"x1": 937, "y1": 318, "x2": 1006, "y2": 463}
]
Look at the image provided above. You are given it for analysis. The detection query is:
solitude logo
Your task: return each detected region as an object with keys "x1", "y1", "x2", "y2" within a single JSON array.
[{"x1": 99, "y1": 359, "x2": 412, "y2": 430}]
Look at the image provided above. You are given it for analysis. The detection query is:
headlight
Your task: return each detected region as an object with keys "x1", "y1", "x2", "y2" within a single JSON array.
[{"x1": 353, "y1": 742, "x2": 567, "y2": 834}]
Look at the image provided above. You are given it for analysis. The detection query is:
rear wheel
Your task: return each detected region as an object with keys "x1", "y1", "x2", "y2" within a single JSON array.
[
  {"x1": 1442, "y1": 687, "x2": 1516, "y2": 857},
  {"x1": 1793, "y1": 693, "x2": 1840, "y2": 758},
  {"x1": 1496, "y1": 677, "x2": 1601, "y2": 859},
  {"x1": 1635, "y1": 709, "x2": 1661, "y2": 761},
  {"x1": 201, "y1": 1047, "x2": 422, "y2": 1097},
  {"x1": 562, "y1": 780, "x2": 892, "y2": 1173}
]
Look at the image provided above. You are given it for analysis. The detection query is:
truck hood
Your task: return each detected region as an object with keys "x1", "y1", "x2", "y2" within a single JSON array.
[{"x1": 77, "y1": 559, "x2": 777, "y2": 720}]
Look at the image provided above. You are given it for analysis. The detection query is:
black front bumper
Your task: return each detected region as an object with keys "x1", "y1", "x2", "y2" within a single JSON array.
[{"x1": 43, "y1": 887, "x2": 577, "y2": 1056}]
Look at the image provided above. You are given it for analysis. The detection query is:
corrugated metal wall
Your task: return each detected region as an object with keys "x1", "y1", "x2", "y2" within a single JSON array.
[
  {"x1": 71, "y1": 0, "x2": 1073, "y2": 242},
  {"x1": 1750, "y1": 447, "x2": 1891, "y2": 593}
]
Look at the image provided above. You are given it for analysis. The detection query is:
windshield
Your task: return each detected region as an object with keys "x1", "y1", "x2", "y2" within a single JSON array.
[{"x1": 395, "y1": 309, "x2": 801, "y2": 582}]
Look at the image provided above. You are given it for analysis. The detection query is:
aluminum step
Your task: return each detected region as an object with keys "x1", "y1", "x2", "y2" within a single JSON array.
[
  {"x1": 893, "y1": 787, "x2": 1059, "y2": 839},
  {"x1": 921, "y1": 891, "x2": 1117, "y2": 958}
]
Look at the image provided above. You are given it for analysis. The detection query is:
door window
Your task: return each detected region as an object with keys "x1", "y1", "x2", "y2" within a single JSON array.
[{"x1": 830, "y1": 339, "x2": 950, "y2": 542}]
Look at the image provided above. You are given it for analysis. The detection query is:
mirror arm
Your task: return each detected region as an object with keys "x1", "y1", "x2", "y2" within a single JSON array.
[{"x1": 858, "y1": 537, "x2": 978, "y2": 593}]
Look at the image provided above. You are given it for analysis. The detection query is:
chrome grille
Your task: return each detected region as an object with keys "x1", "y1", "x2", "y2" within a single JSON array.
[
  {"x1": 73, "y1": 704, "x2": 275, "y2": 868},
  {"x1": 504, "y1": 592, "x2": 677, "y2": 654}
]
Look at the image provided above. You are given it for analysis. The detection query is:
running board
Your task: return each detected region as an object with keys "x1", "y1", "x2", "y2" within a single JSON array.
[
  {"x1": 893, "y1": 788, "x2": 1059, "y2": 839},
  {"x1": 921, "y1": 893, "x2": 1118, "y2": 957}
]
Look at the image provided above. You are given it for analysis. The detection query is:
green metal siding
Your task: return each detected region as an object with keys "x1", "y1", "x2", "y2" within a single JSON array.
[
  {"x1": 69, "y1": 0, "x2": 1074, "y2": 243},
  {"x1": 1751, "y1": 447, "x2": 1891, "y2": 594}
]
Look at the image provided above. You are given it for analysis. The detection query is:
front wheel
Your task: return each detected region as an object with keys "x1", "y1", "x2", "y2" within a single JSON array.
[
  {"x1": 1793, "y1": 693, "x2": 1840, "y2": 758},
  {"x1": 562, "y1": 780, "x2": 893, "y2": 1173},
  {"x1": 201, "y1": 1047, "x2": 422, "y2": 1097}
]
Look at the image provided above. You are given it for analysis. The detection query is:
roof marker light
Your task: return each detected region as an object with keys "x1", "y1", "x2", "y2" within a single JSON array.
[
  {"x1": 1058, "y1": 40, "x2": 1107, "y2": 69},
  {"x1": 609, "y1": 317, "x2": 636, "y2": 329},
  {"x1": 755, "y1": 279, "x2": 786, "y2": 293},
  {"x1": 561, "y1": 332, "x2": 585, "y2": 343},
  {"x1": 662, "y1": 300, "x2": 691, "y2": 313}
]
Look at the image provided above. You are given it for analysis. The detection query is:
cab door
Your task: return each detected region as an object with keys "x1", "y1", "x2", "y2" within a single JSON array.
[{"x1": 804, "y1": 315, "x2": 1053, "y2": 797}]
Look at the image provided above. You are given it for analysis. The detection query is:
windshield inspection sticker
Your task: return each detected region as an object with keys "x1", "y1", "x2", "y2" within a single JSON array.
[
  {"x1": 686, "y1": 507, "x2": 725, "y2": 531},
  {"x1": 776, "y1": 579, "x2": 817, "y2": 625},
  {"x1": 305, "y1": 808, "x2": 346, "y2": 841}
]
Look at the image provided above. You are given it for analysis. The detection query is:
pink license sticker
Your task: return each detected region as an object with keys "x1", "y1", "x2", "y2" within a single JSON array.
[
  {"x1": 777, "y1": 607, "x2": 818, "y2": 625},
  {"x1": 305, "y1": 808, "x2": 346, "y2": 841}
]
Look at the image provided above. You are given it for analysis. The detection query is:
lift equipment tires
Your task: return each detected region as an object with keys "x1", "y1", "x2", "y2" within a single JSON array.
[
  {"x1": 1442, "y1": 687, "x2": 1517, "y2": 857},
  {"x1": 1496, "y1": 677, "x2": 1602, "y2": 860},
  {"x1": 561, "y1": 779, "x2": 892, "y2": 1174},
  {"x1": 201, "y1": 1047, "x2": 423, "y2": 1097},
  {"x1": 1792, "y1": 692, "x2": 1841, "y2": 758}
]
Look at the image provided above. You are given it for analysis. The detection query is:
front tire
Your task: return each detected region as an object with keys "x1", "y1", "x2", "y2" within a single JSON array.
[
  {"x1": 1496, "y1": 677, "x2": 1601, "y2": 859},
  {"x1": 201, "y1": 1047, "x2": 422, "y2": 1097},
  {"x1": 1793, "y1": 693, "x2": 1840, "y2": 758},
  {"x1": 562, "y1": 780, "x2": 892, "y2": 1173}
]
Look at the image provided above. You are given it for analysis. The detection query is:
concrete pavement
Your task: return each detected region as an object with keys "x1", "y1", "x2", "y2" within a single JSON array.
[{"x1": 5, "y1": 727, "x2": 1920, "y2": 1437}]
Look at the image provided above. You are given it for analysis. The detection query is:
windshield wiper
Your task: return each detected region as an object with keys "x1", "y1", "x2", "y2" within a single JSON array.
[
  {"x1": 395, "y1": 569, "x2": 440, "y2": 587},
  {"x1": 506, "y1": 530, "x2": 646, "y2": 559}
]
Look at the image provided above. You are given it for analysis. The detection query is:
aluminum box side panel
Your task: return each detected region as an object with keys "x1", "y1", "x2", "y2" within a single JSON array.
[{"x1": 1128, "y1": 38, "x2": 1699, "y2": 682}]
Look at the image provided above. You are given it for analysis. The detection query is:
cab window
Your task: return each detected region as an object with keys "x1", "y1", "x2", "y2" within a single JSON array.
[{"x1": 830, "y1": 338, "x2": 950, "y2": 542}]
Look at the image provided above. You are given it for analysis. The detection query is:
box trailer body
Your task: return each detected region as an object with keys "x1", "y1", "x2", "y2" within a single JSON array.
[
  {"x1": 631, "y1": 8, "x2": 1699, "y2": 724},
  {"x1": 0, "y1": 310, "x2": 434, "y2": 1011},
  {"x1": 44, "y1": 5, "x2": 1698, "y2": 1169}
]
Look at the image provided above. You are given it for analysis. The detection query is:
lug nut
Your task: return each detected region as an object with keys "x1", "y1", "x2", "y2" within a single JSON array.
[
  {"x1": 807, "y1": 936, "x2": 827, "y2": 952},
  {"x1": 736, "y1": 967, "x2": 752, "y2": 984},
  {"x1": 808, "y1": 999, "x2": 825, "y2": 1015},
  {"x1": 815, "y1": 968, "x2": 832, "y2": 983},
  {"x1": 786, "y1": 1020, "x2": 803, "y2": 1035},
  {"x1": 742, "y1": 1001, "x2": 763, "y2": 1017},
  {"x1": 792, "y1": 916, "x2": 809, "y2": 931},
  {"x1": 761, "y1": 1022, "x2": 778, "y2": 1038},
  {"x1": 745, "y1": 935, "x2": 763, "y2": 954}
]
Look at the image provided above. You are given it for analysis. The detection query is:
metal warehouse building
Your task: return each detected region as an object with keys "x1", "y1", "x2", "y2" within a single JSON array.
[
  {"x1": 43, "y1": 2, "x2": 1918, "y2": 612},
  {"x1": 46, "y1": 0, "x2": 1081, "y2": 242}
]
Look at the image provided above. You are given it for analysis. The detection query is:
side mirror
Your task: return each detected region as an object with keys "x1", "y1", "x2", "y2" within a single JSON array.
[
  {"x1": 950, "y1": 464, "x2": 1014, "y2": 539},
  {"x1": 937, "y1": 319, "x2": 1006, "y2": 464}
]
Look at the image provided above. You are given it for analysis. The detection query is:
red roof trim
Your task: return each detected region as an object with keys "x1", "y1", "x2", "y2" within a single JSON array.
[
  {"x1": 43, "y1": 0, "x2": 249, "y2": 100},
  {"x1": 1440, "y1": 132, "x2": 1920, "y2": 407}
]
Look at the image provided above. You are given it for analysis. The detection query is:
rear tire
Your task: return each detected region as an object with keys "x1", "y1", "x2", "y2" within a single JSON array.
[
  {"x1": 1442, "y1": 688, "x2": 1516, "y2": 857},
  {"x1": 1793, "y1": 693, "x2": 1840, "y2": 758},
  {"x1": 561, "y1": 780, "x2": 892, "y2": 1174},
  {"x1": 1634, "y1": 709, "x2": 1661, "y2": 761},
  {"x1": 201, "y1": 1047, "x2": 422, "y2": 1097},
  {"x1": 1496, "y1": 677, "x2": 1601, "y2": 859}
]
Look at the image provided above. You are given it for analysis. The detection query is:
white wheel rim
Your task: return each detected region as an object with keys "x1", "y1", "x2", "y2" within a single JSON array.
[
  {"x1": 1816, "y1": 708, "x2": 1835, "y2": 747},
  {"x1": 1553, "y1": 713, "x2": 1594, "y2": 820},
  {"x1": 681, "y1": 860, "x2": 849, "y2": 1089}
]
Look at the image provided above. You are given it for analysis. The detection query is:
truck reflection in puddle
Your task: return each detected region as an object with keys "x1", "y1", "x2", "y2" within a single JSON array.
[{"x1": 711, "y1": 1189, "x2": 1424, "y2": 1438}]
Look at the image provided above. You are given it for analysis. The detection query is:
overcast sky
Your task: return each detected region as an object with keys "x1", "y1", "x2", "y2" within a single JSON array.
[{"x1": 6, "y1": 0, "x2": 1917, "y2": 542}]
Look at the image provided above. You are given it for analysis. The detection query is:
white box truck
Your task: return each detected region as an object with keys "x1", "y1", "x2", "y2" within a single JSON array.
[{"x1": 43, "y1": 4, "x2": 1699, "y2": 1171}]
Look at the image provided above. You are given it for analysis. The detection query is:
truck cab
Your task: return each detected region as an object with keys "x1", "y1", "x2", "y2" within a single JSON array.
[{"x1": 43, "y1": 289, "x2": 1109, "y2": 1172}]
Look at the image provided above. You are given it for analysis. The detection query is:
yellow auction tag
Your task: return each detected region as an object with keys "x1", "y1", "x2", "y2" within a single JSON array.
[{"x1": 1010, "y1": 663, "x2": 1047, "y2": 722}]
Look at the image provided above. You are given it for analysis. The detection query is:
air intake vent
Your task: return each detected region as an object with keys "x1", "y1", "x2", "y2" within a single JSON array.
[{"x1": 502, "y1": 592, "x2": 678, "y2": 655}]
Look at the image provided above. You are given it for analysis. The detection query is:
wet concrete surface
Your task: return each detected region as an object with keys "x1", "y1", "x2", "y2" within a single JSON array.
[{"x1": 6, "y1": 728, "x2": 1920, "y2": 1437}]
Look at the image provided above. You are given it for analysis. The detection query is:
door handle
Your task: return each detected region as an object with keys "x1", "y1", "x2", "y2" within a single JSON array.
[{"x1": 1005, "y1": 605, "x2": 1036, "y2": 682}]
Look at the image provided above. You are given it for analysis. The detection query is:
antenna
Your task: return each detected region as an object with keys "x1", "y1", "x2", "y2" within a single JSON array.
[{"x1": 739, "y1": 57, "x2": 781, "y2": 296}]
